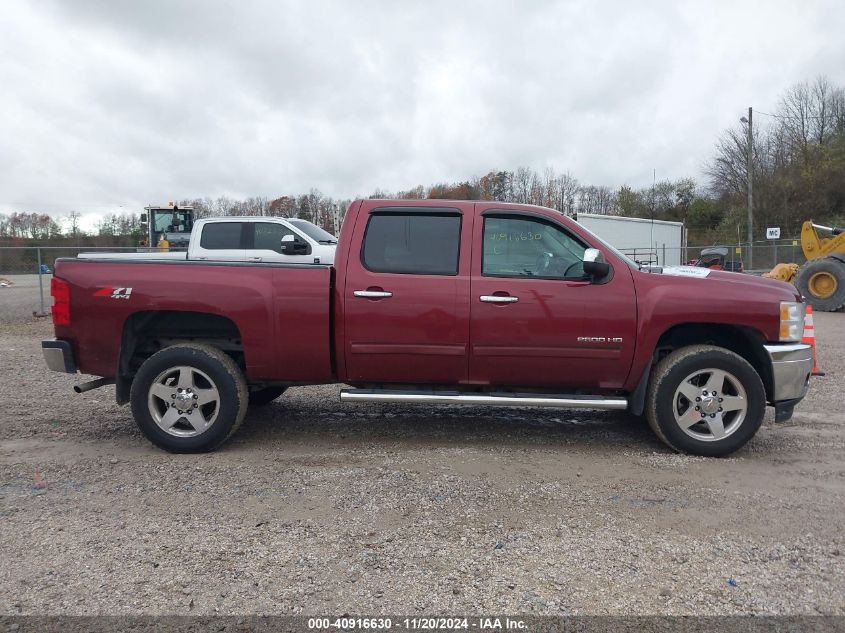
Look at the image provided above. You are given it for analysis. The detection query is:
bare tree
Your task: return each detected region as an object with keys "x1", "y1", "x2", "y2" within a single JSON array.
[
  {"x1": 512, "y1": 167, "x2": 533, "y2": 204},
  {"x1": 66, "y1": 211, "x2": 82, "y2": 238},
  {"x1": 577, "y1": 186, "x2": 618, "y2": 215}
]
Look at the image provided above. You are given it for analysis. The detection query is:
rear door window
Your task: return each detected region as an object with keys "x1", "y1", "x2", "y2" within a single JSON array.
[
  {"x1": 362, "y1": 211, "x2": 461, "y2": 275},
  {"x1": 199, "y1": 222, "x2": 244, "y2": 250}
]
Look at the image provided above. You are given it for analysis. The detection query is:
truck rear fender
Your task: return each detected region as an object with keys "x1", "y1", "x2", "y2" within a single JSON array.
[
  {"x1": 116, "y1": 311, "x2": 243, "y2": 405},
  {"x1": 627, "y1": 322, "x2": 772, "y2": 416}
]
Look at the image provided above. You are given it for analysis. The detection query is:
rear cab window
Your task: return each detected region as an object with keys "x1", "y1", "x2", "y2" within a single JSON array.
[{"x1": 361, "y1": 209, "x2": 461, "y2": 275}]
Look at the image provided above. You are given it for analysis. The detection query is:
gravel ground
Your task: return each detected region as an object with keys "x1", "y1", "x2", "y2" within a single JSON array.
[
  {"x1": 0, "y1": 285, "x2": 843, "y2": 616},
  {"x1": 0, "y1": 274, "x2": 52, "y2": 323}
]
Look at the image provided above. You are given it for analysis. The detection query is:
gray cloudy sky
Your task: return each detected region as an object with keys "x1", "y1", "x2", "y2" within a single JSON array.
[{"x1": 2, "y1": 0, "x2": 844, "y2": 227}]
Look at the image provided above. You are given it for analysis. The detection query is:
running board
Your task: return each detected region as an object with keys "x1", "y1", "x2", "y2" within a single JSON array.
[{"x1": 339, "y1": 389, "x2": 628, "y2": 410}]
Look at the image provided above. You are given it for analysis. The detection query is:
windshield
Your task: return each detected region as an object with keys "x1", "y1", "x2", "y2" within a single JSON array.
[
  {"x1": 152, "y1": 210, "x2": 193, "y2": 234},
  {"x1": 289, "y1": 219, "x2": 337, "y2": 243},
  {"x1": 575, "y1": 221, "x2": 640, "y2": 270}
]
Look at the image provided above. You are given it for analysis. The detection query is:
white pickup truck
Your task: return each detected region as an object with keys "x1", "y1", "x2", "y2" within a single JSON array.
[{"x1": 79, "y1": 216, "x2": 338, "y2": 264}]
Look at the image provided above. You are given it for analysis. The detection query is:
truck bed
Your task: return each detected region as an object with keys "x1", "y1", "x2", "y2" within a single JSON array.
[{"x1": 52, "y1": 258, "x2": 335, "y2": 384}]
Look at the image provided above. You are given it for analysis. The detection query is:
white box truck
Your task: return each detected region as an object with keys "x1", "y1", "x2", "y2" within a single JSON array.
[{"x1": 576, "y1": 214, "x2": 685, "y2": 267}]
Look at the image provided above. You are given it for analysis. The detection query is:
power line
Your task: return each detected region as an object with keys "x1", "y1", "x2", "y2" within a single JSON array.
[{"x1": 755, "y1": 110, "x2": 833, "y2": 121}]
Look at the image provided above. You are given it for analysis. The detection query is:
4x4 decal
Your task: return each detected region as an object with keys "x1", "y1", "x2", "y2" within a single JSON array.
[{"x1": 94, "y1": 287, "x2": 133, "y2": 300}]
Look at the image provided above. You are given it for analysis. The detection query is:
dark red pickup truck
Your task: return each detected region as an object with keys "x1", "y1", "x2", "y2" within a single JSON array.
[{"x1": 43, "y1": 199, "x2": 813, "y2": 456}]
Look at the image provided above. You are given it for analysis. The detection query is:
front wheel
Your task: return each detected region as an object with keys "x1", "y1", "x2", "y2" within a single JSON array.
[
  {"x1": 130, "y1": 343, "x2": 248, "y2": 453},
  {"x1": 645, "y1": 345, "x2": 765, "y2": 457}
]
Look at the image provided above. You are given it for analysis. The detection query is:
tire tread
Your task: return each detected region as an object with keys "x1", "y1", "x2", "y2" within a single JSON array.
[
  {"x1": 795, "y1": 257, "x2": 845, "y2": 312},
  {"x1": 129, "y1": 343, "x2": 248, "y2": 452},
  {"x1": 645, "y1": 344, "x2": 764, "y2": 456}
]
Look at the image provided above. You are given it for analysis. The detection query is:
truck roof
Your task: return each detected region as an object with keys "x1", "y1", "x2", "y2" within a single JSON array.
[
  {"x1": 356, "y1": 198, "x2": 556, "y2": 212},
  {"x1": 198, "y1": 216, "x2": 299, "y2": 223}
]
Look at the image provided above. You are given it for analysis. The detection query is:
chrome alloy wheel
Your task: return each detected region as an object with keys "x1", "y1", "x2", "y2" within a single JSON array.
[
  {"x1": 672, "y1": 368, "x2": 748, "y2": 442},
  {"x1": 147, "y1": 366, "x2": 220, "y2": 437}
]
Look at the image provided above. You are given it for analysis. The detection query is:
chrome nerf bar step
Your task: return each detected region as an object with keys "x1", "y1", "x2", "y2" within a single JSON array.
[{"x1": 339, "y1": 389, "x2": 628, "y2": 410}]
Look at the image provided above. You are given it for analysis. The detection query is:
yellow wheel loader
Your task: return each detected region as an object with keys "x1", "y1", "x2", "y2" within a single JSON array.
[{"x1": 764, "y1": 221, "x2": 845, "y2": 311}]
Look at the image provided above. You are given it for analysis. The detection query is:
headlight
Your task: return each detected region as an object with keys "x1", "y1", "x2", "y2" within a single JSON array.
[{"x1": 779, "y1": 301, "x2": 805, "y2": 342}]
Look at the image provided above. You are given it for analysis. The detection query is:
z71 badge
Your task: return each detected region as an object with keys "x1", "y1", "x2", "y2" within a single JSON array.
[{"x1": 94, "y1": 287, "x2": 133, "y2": 300}]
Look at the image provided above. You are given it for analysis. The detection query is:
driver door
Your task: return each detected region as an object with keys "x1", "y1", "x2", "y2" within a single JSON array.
[
  {"x1": 468, "y1": 208, "x2": 637, "y2": 390},
  {"x1": 248, "y1": 221, "x2": 313, "y2": 263}
]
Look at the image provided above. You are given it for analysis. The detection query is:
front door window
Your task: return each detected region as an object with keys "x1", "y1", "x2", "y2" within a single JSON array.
[{"x1": 482, "y1": 215, "x2": 587, "y2": 279}]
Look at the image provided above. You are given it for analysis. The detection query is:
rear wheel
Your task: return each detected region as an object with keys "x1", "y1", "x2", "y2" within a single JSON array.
[
  {"x1": 130, "y1": 343, "x2": 248, "y2": 453},
  {"x1": 795, "y1": 257, "x2": 845, "y2": 312},
  {"x1": 646, "y1": 345, "x2": 765, "y2": 457}
]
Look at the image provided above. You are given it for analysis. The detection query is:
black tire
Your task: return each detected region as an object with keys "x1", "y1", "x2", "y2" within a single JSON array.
[
  {"x1": 795, "y1": 257, "x2": 845, "y2": 312},
  {"x1": 248, "y1": 386, "x2": 287, "y2": 407},
  {"x1": 130, "y1": 343, "x2": 248, "y2": 453},
  {"x1": 645, "y1": 345, "x2": 765, "y2": 457}
]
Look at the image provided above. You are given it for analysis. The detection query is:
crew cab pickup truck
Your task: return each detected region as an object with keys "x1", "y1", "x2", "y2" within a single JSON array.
[
  {"x1": 42, "y1": 199, "x2": 814, "y2": 456},
  {"x1": 78, "y1": 216, "x2": 338, "y2": 265}
]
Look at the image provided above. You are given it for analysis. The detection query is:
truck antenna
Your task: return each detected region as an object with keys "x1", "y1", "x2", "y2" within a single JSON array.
[{"x1": 651, "y1": 168, "x2": 656, "y2": 264}]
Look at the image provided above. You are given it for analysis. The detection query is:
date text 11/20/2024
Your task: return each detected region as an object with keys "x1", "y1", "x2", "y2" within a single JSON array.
[{"x1": 307, "y1": 617, "x2": 527, "y2": 630}]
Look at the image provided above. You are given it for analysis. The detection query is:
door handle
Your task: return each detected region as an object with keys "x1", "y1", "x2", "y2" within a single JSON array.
[
  {"x1": 354, "y1": 290, "x2": 393, "y2": 298},
  {"x1": 480, "y1": 295, "x2": 518, "y2": 304},
  {"x1": 248, "y1": 256, "x2": 263, "y2": 262}
]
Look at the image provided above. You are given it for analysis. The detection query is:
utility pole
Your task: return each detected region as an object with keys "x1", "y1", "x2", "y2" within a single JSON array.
[
  {"x1": 332, "y1": 204, "x2": 341, "y2": 236},
  {"x1": 744, "y1": 107, "x2": 753, "y2": 269}
]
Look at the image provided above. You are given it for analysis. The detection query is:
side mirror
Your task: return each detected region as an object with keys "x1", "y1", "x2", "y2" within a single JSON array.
[
  {"x1": 280, "y1": 234, "x2": 308, "y2": 255},
  {"x1": 583, "y1": 248, "x2": 610, "y2": 279}
]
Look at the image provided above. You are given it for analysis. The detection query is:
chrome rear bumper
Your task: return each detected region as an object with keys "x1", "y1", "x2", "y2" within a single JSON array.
[{"x1": 42, "y1": 339, "x2": 76, "y2": 373}]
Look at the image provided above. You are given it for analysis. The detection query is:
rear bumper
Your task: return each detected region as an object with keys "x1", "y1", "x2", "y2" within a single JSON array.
[
  {"x1": 763, "y1": 342, "x2": 812, "y2": 405},
  {"x1": 42, "y1": 339, "x2": 77, "y2": 373}
]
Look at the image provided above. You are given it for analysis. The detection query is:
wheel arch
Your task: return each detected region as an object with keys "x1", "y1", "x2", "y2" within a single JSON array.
[
  {"x1": 629, "y1": 322, "x2": 772, "y2": 415},
  {"x1": 116, "y1": 310, "x2": 245, "y2": 404}
]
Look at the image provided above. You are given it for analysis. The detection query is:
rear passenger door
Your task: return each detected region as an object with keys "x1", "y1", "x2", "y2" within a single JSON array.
[
  {"x1": 192, "y1": 222, "x2": 246, "y2": 261},
  {"x1": 342, "y1": 204, "x2": 473, "y2": 384}
]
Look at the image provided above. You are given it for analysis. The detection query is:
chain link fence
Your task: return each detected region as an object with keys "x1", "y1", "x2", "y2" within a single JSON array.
[
  {"x1": 0, "y1": 241, "x2": 810, "y2": 320},
  {"x1": 741, "y1": 240, "x2": 808, "y2": 272},
  {"x1": 623, "y1": 240, "x2": 808, "y2": 272},
  {"x1": 0, "y1": 245, "x2": 179, "y2": 275},
  {"x1": 0, "y1": 246, "x2": 186, "y2": 320}
]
